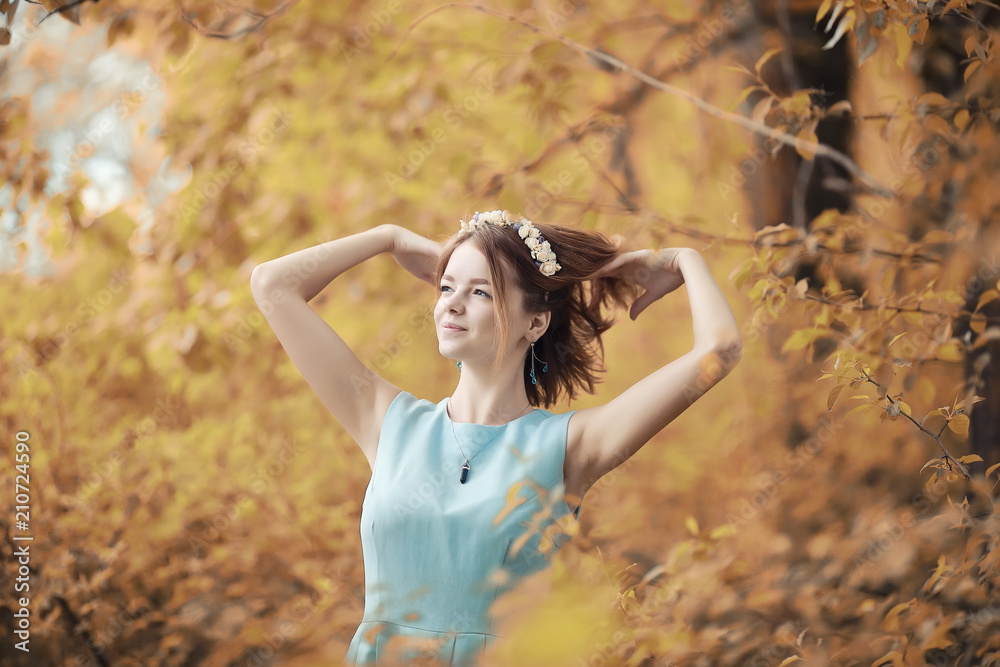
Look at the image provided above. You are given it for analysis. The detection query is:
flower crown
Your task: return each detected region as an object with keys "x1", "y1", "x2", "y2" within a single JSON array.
[{"x1": 458, "y1": 209, "x2": 562, "y2": 276}]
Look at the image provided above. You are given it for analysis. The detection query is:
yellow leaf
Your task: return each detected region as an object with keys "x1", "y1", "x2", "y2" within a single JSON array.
[
  {"x1": 921, "y1": 621, "x2": 954, "y2": 651},
  {"x1": 921, "y1": 458, "x2": 944, "y2": 472},
  {"x1": 815, "y1": 0, "x2": 833, "y2": 24},
  {"x1": 795, "y1": 128, "x2": 818, "y2": 160},
  {"x1": 976, "y1": 289, "x2": 999, "y2": 311},
  {"x1": 921, "y1": 229, "x2": 953, "y2": 244},
  {"x1": 778, "y1": 658, "x2": 801, "y2": 667},
  {"x1": 888, "y1": 332, "x2": 907, "y2": 349},
  {"x1": 986, "y1": 462, "x2": 1000, "y2": 479},
  {"x1": 873, "y1": 649, "x2": 905, "y2": 666},
  {"x1": 732, "y1": 85, "x2": 763, "y2": 111},
  {"x1": 755, "y1": 47, "x2": 782, "y2": 75},
  {"x1": 782, "y1": 327, "x2": 829, "y2": 352},
  {"x1": 885, "y1": 22, "x2": 912, "y2": 70},
  {"x1": 916, "y1": 92, "x2": 949, "y2": 107},
  {"x1": 936, "y1": 342, "x2": 963, "y2": 362},
  {"x1": 786, "y1": 91, "x2": 813, "y2": 116},
  {"x1": 845, "y1": 403, "x2": 872, "y2": 419},
  {"x1": 965, "y1": 35, "x2": 980, "y2": 57},
  {"x1": 685, "y1": 516, "x2": 699, "y2": 536},
  {"x1": 948, "y1": 414, "x2": 970, "y2": 436},
  {"x1": 965, "y1": 60, "x2": 981, "y2": 82},
  {"x1": 958, "y1": 454, "x2": 983, "y2": 464},
  {"x1": 882, "y1": 601, "x2": 911, "y2": 633},
  {"x1": 828, "y1": 384, "x2": 846, "y2": 412},
  {"x1": 954, "y1": 108, "x2": 971, "y2": 131},
  {"x1": 923, "y1": 556, "x2": 949, "y2": 594},
  {"x1": 709, "y1": 524, "x2": 738, "y2": 539}
]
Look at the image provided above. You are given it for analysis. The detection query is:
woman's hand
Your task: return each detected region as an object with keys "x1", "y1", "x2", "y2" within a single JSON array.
[
  {"x1": 385, "y1": 225, "x2": 442, "y2": 285},
  {"x1": 595, "y1": 248, "x2": 694, "y2": 320}
]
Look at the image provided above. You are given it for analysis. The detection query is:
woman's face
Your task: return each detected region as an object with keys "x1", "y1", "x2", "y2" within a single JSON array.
[{"x1": 434, "y1": 242, "x2": 526, "y2": 366}]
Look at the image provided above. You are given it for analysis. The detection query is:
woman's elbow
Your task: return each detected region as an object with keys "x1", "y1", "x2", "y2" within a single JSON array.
[{"x1": 713, "y1": 335, "x2": 743, "y2": 376}]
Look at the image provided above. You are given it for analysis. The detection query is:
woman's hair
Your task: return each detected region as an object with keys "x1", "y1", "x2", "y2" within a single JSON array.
[{"x1": 433, "y1": 217, "x2": 641, "y2": 408}]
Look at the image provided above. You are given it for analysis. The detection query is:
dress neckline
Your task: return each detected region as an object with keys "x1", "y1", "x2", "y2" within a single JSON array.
[{"x1": 444, "y1": 396, "x2": 540, "y2": 427}]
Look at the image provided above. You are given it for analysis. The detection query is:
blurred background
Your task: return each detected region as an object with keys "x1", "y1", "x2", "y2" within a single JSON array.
[{"x1": 2, "y1": 0, "x2": 999, "y2": 665}]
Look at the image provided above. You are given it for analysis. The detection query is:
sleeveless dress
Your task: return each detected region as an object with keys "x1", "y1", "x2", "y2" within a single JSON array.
[{"x1": 342, "y1": 390, "x2": 582, "y2": 666}]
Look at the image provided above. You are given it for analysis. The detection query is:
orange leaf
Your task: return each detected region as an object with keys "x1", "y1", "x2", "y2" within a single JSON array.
[{"x1": 965, "y1": 60, "x2": 982, "y2": 82}]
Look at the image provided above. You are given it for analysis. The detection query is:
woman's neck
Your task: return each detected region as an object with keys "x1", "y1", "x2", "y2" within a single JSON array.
[{"x1": 448, "y1": 364, "x2": 532, "y2": 425}]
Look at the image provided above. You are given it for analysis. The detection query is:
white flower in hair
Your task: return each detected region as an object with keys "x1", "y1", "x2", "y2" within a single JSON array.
[{"x1": 457, "y1": 209, "x2": 561, "y2": 275}]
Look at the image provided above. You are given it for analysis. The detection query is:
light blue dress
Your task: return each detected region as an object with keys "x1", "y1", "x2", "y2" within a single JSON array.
[{"x1": 342, "y1": 390, "x2": 581, "y2": 666}]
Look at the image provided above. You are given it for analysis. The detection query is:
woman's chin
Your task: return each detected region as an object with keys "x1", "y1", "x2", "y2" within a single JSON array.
[{"x1": 438, "y1": 343, "x2": 462, "y2": 359}]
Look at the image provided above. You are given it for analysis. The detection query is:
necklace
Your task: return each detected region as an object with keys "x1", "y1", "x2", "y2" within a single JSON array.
[{"x1": 449, "y1": 399, "x2": 531, "y2": 484}]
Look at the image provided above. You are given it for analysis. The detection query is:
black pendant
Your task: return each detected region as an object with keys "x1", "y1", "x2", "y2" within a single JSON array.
[{"x1": 460, "y1": 461, "x2": 470, "y2": 484}]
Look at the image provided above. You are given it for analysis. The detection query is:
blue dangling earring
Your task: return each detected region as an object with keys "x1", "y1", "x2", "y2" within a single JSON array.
[
  {"x1": 529, "y1": 342, "x2": 547, "y2": 385},
  {"x1": 456, "y1": 360, "x2": 462, "y2": 372}
]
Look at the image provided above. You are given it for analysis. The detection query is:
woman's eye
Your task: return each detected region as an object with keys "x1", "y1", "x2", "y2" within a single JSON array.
[
  {"x1": 439, "y1": 285, "x2": 452, "y2": 292},
  {"x1": 475, "y1": 289, "x2": 492, "y2": 298}
]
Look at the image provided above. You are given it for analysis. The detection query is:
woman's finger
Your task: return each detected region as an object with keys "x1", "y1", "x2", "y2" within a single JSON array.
[
  {"x1": 629, "y1": 289, "x2": 656, "y2": 320},
  {"x1": 595, "y1": 251, "x2": 643, "y2": 278}
]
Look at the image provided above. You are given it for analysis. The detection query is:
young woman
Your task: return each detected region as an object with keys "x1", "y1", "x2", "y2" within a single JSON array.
[{"x1": 249, "y1": 210, "x2": 742, "y2": 666}]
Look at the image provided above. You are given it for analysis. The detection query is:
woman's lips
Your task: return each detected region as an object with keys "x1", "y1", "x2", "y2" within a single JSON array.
[{"x1": 442, "y1": 323, "x2": 466, "y2": 331}]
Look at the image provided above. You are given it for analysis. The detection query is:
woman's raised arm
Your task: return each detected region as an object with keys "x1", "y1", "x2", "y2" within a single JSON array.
[
  {"x1": 250, "y1": 224, "x2": 440, "y2": 469},
  {"x1": 565, "y1": 248, "x2": 743, "y2": 500}
]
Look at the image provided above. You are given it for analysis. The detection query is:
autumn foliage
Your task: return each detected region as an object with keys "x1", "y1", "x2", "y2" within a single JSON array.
[{"x1": 2, "y1": 0, "x2": 1000, "y2": 665}]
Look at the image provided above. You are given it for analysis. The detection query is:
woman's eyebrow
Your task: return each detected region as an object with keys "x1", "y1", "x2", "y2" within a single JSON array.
[{"x1": 442, "y1": 274, "x2": 491, "y2": 285}]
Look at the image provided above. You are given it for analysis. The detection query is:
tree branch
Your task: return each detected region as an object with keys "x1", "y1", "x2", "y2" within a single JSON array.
[
  {"x1": 858, "y1": 368, "x2": 971, "y2": 478},
  {"x1": 389, "y1": 3, "x2": 896, "y2": 199}
]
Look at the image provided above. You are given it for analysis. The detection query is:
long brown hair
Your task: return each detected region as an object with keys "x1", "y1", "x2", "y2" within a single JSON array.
[{"x1": 433, "y1": 216, "x2": 640, "y2": 408}]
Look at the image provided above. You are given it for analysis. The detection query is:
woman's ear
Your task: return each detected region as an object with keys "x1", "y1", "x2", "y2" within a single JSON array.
[{"x1": 528, "y1": 310, "x2": 551, "y2": 341}]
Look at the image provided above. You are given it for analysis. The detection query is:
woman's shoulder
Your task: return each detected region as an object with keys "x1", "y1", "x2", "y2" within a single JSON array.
[{"x1": 380, "y1": 390, "x2": 444, "y2": 424}]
